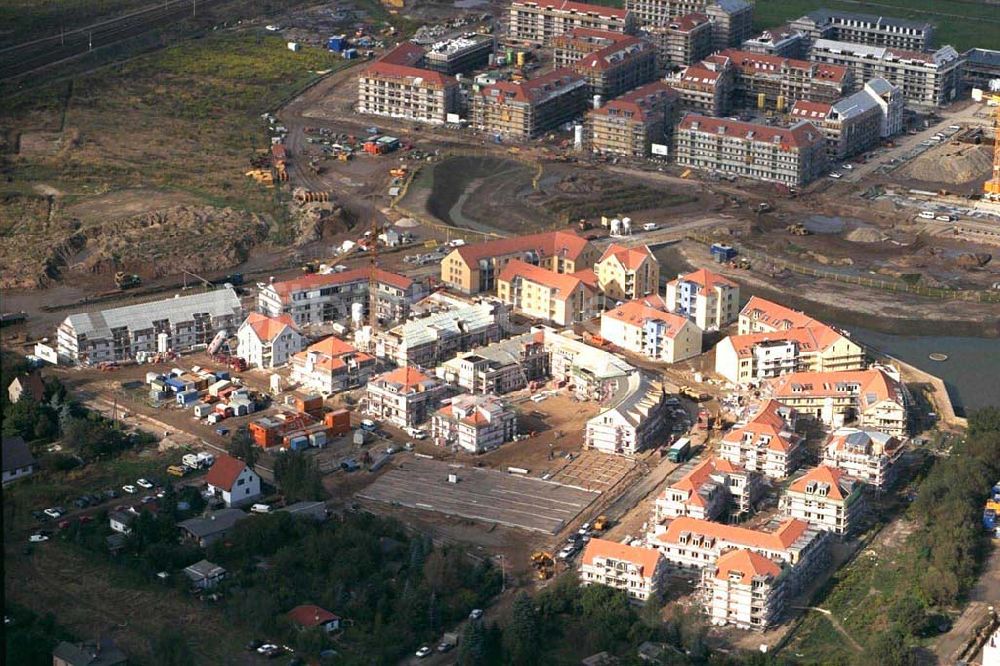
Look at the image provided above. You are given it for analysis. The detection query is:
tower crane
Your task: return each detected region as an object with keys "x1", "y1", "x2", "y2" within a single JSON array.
[{"x1": 985, "y1": 91, "x2": 1000, "y2": 201}]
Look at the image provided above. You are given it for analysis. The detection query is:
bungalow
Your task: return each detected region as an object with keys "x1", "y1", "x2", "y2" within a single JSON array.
[
  {"x1": 179, "y1": 508, "x2": 249, "y2": 547},
  {"x1": 205, "y1": 454, "x2": 262, "y2": 507},
  {"x1": 184, "y1": 559, "x2": 227, "y2": 589},
  {"x1": 53, "y1": 638, "x2": 128, "y2": 666},
  {"x1": 288, "y1": 604, "x2": 342, "y2": 633},
  {"x1": 2, "y1": 435, "x2": 38, "y2": 485},
  {"x1": 109, "y1": 510, "x2": 136, "y2": 535}
]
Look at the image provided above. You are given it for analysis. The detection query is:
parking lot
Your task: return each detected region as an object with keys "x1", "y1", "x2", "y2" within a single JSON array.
[
  {"x1": 357, "y1": 457, "x2": 600, "y2": 534},
  {"x1": 550, "y1": 450, "x2": 636, "y2": 492}
]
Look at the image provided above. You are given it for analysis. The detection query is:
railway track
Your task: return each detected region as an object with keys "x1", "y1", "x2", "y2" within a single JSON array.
[{"x1": 0, "y1": 0, "x2": 217, "y2": 82}]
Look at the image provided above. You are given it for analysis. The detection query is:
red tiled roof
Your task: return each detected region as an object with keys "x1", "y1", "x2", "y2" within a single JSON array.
[
  {"x1": 581, "y1": 537, "x2": 663, "y2": 576},
  {"x1": 513, "y1": 0, "x2": 628, "y2": 19},
  {"x1": 740, "y1": 296, "x2": 816, "y2": 331},
  {"x1": 603, "y1": 299, "x2": 691, "y2": 339},
  {"x1": 292, "y1": 336, "x2": 374, "y2": 372},
  {"x1": 667, "y1": 267, "x2": 737, "y2": 291},
  {"x1": 376, "y1": 366, "x2": 435, "y2": 390},
  {"x1": 572, "y1": 267, "x2": 598, "y2": 290},
  {"x1": 722, "y1": 399, "x2": 799, "y2": 453},
  {"x1": 658, "y1": 516, "x2": 811, "y2": 552},
  {"x1": 678, "y1": 113, "x2": 826, "y2": 150},
  {"x1": 768, "y1": 369, "x2": 903, "y2": 408},
  {"x1": 719, "y1": 48, "x2": 848, "y2": 83},
  {"x1": 790, "y1": 99, "x2": 833, "y2": 121},
  {"x1": 363, "y1": 61, "x2": 457, "y2": 88},
  {"x1": 379, "y1": 42, "x2": 426, "y2": 66},
  {"x1": 475, "y1": 68, "x2": 586, "y2": 104},
  {"x1": 714, "y1": 549, "x2": 782, "y2": 585},
  {"x1": 591, "y1": 81, "x2": 677, "y2": 122},
  {"x1": 205, "y1": 454, "x2": 248, "y2": 492},
  {"x1": 269, "y1": 268, "x2": 413, "y2": 300},
  {"x1": 788, "y1": 465, "x2": 849, "y2": 501},
  {"x1": 245, "y1": 312, "x2": 298, "y2": 342},
  {"x1": 598, "y1": 243, "x2": 653, "y2": 270},
  {"x1": 575, "y1": 36, "x2": 649, "y2": 73},
  {"x1": 287, "y1": 604, "x2": 340, "y2": 628},
  {"x1": 555, "y1": 27, "x2": 632, "y2": 46},
  {"x1": 499, "y1": 260, "x2": 588, "y2": 300},
  {"x1": 452, "y1": 229, "x2": 593, "y2": 265},
  {"x1": 667, "y1": 12, "x2": 709, "y2": 32}
]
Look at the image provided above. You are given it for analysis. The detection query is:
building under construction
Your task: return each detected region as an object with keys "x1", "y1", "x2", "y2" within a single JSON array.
[
  {"x1": 587, "y1": 81, "x2": 678, "y2": 157},
  {"x1": 357, "y1": 43, "x2": 460, "y2": 124},
  {"x1": 424, "y1": 34, "x2": 495, "y2": 75},
  {"x1": 668, "y1": 53, "x2": 736, "y2": 116},
  {"x1": 645, "y1": 12, "x2": 713, "y2": 71},
  {"x1": 720, "y1": 48, "x2": 851, "y2": 111},
  {"x1": 568, "y1": 35, "x2": 657, "y2": 98},
  {"x1": 471, "y1": 68, "x2": 589, "y2": 139},
  {"x1": 507, "y1": 0, "x2": 637, "y2": 45}
]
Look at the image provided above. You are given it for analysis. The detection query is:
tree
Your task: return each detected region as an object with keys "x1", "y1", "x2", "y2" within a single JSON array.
[
  {"x1": 274, "y1": 451, "x2": 324, "y2": 502},
  {"x1": 867, "y1": 627, "x2": 915, "y2": 666},
  {"x1": 503, "y1": 593, "x2": 539, "y2": 666},
  {"x1": 458, "y1": 621, "x2": 487, "y2": 666},
  {"x1": 150, "y1": 626, "x2": 194, "y2": 666},
  {"x1": 228, "y1": 428, "x2": 257, "y2": 467},
  {"x1": 2, "y1": 399, "x2": 40, "y2": 440},
  {"x1": 889, "y1": 596, "x2": 928, "y2": 637}
]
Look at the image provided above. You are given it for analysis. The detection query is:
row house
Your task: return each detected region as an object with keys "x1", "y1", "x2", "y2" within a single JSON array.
[
  {"x1": 57, "y1": 288, "x2": 243, "y2": 364},
  {"x1": 766, "y1": 367, "x2": 910, "y2": 437},
  {"x1": 431, "y1": 393, "x2": 517, "y2": 453},
  {"x1": 664, "y1": 267, "x2": 739, "y2": 332},
  {"x1": 496, "y1": 259, "x2": 599, "y2": 327},
  {"x1": 781, "y1": 465, "x2": 866, "y2": 536},
  {"x1": 508, "y1": 0, "x2": 637, "y2": 45},
  {"x1": 585, "y1": 372, "x2": 670, "y2": 455},
  {"x1": 376, "y1": 294, "x2": 507, "y2": 368},
  {"x1": 236, "y1": 313, "x2": 305, "y2": 369},
  {"x1": 471, "y1": 68, "x2": 589, "y2": 139},
  {"x1": 674, "y1": 114, "x2": 828, "y2": 187},
  {"x1": 702, "y1": 549, "x2": 787, "y2": 631},
  {"x1": 645, "y1": 12, "x2": 713, "y2": 71},
  {"x1": 600, "y1": 296, "x2": 702, "y2": 364},
  {"x1": 257, "y1": 268, "x2": 420, "y2": 327},
  {"x1": 719, "y1": 399, "x2": 803, "y2": 479},
  {"x1": 357, "y1": 43, "x2": 459, "y2": 124},
  {"x1": 720, "y1": 48, "x2": 851, "y2": 111},
  {"x1": 595, "y1": 243, "x2": 660, "y2": 302},
  {"x1": 654, "y1": 456, "x2": 763, "y2": 522},
  {"x1": 822, "y1": 427, "x2": 905, "y2": 491},
  {"x1": 365, "y1": 367, "x2": 448, "y2": 428},
  {"x1": 436, "y1": 331, "x2": 550, "y2": 395},
  {"x1": 290, "y1": 336, "x2": 377, "y2": 395},
  {"x1": 587, "y1": 81, "x2": 678, "y2": 158},
  {"x1": 668, "y1": 54, "x2": 735, "y2": 116},
  {"x1": 440, "y1": 229, "x2": 599, "y2": 295},
  {"x1": 580, "y1": 538, "x2": 668, "y2": 604}
]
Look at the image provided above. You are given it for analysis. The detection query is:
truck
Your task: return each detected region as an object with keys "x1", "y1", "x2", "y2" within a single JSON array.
[
  {"x1": 667, "y1": 437, "x2": 691, "y2": 463},
  {"x1": 182, "y1": 454, "x2": 201, "y2": 470}
]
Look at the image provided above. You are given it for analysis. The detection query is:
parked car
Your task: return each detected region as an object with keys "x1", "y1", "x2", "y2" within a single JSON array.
[
  {"x1": 140, "y1": 495, "x2": 155, "y2": 504},
  {"x1": 122, "y1": 485, "x2": 138, "y2": 494},
  {"x1": 43, "y1": 508, "x2": 62, "y2": 519},
  {"x1": 104, "y1": 489, "x2": 120, "y2": 500},
  {"x1": 385, "y1": 446, "x2": 397, "y2": 455},
  {"x1": 642, "y1": 223, "x2": 658, "y2": 231},
  {"x1": 136, "y1": 478, "x2": 153, "y2": 489},
  {"x1": 469, "y1": 608, "x2": 483, "y2": 620},
  {"x1": 28, "y1": 534, "x2": 49, "y2": 543},
  {"x1": 438, "y1": 641, "x2": 454, "y2": 653},
  {"x1": 403, "y1": 442, "x2": 415, "y2": 451},
  {"x1": 415, "y1": 646, "x2": 432, "y2": 659},
  {"x1": 828, "y1": 172, "x2": 842, "y2": 179}
]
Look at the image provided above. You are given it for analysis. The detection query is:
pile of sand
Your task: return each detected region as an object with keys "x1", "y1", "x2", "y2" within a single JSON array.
[
  {"x1": 845, "y1": 227, "x2": 889, "y2": 243},
  {"x1": 902, "y1": 144, "x2": 992, "y2": 185}
]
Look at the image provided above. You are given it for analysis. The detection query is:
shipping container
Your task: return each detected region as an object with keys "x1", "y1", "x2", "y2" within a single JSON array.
[
  {"x1": 149, "y1": 389, "x2": 169, "y2": 402},
  {"x1": 343, "y1": 48, "x2": 358, "y2": 59},
  {"x1": 325, "y1": 408, "x2": 351, "y2": 435},
  {"x1": 193, "y1": 404, "x2": 212, "y2": 418},
  {"x1": 208, "y1": 379, "x2": 232, "y2": 397},
  {"x1": 289, "y1": 435, "x2": 310, "y2": 451},
  {"x1": 176, "y1": 390, "x2": 200, "y2": 405},
  {"x1": 667, "y1": 437, "x2": 692, "y2": 463},
  {"x1": 328, "y1": 34, "x2": 346, "y2": 52},
  {"x1": 309, "y1": 431, "x2": 328, "y2": 448},
  {"x1": 215, "y1": 370, "x2": 231, "y2": 381}
]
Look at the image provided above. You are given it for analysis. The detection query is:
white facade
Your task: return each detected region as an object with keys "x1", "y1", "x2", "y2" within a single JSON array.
[
  {"x1": 585, "y1": 373, "x2": 669, "y2": 456},
  {"x1": 431, "y1": 394, "x2": 517, "y2": 453},
  {"x1": 702, "y1": 549, "x2": 787, "y2": 631},
  {"x1": 365, "y1": 367, "x2": 448, "y2": 428},
  {"x1": 719, "y1": 400, "x2": 802, "y2": 479},
  {"x1": 822, "y1": 427, "x2": 904, "y2": 490},
  {"x1": 664, "y1": 269, "x2": 740, "y2": 332},
  {"x1": 579, "y1": 538, "x2": 667, "y2": 604},
  {"x1": 236, "y1": 313, "x2": 306, "y2": 369},
  {"x1": 780, "y1": 466, "x2": 866, "y2": 535},
  {"x1": 600, "y1": 299, "x2": 702, "y2": 364},
  {"x1": 208, "y1": 466, "x2": 261, "y2": 508}
]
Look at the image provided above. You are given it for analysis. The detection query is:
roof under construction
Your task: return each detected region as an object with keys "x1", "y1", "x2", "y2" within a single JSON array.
[{"x1": 63, "y1": 288, "x2": 242, "y2": 338}]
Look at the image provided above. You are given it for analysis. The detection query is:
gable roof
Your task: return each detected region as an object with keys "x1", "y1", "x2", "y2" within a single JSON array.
[
  {"x1": 658, "y1": 516, "x2": 811, "y2": 552},
  {"x1": 790, "y1": 99, "x2": 833, "y2": 122},
  {"x1": 722, "y1": 399, "x2": 799, "y2": 453},
  {"x1": 452, "y1": 229, "x2": 593, "y2": 265},
  {"x1": 590, "y1": 81, "x2": 677, "y2": 122},
  {"x1": 825, "y1": 427, "x2": 900, "y2": 457},
  {"x1": 598, "y1": 243, "x2": 654, "y2": 271},
  {"x1": 719, "y1": 48, "x2": 848, "y2": 84},
  {"x1": 2, "y1": 435, "x2": 37, "y2": 473},
  {"x1": 375, "y1": 366, "x2": 437, "y2": 390},
  {"x1": 244, "y1": 312, "x2": 299, "y2": 342},
  {"x1": 499, "y1": 259, "x2": 589, "y2": 300},
  {"x1": 575, "y1": 36, "x2": 650, "y2": 73},
  {"x1": 788, "y1": 465, "x2": 851, "y2": 500},
  {"x1": 475, "y1": 68, "x2": 587, "y2": 105},
  {"x1": 9, "y1": 371, "x2": 45, "y2": 402},
  {"x1": 205, "y1": 454, "x2": 249, "y2": 491},
  {"x1": 768, "y1": 368, "x2": 904, "y2": 409},
  {"x1": 288, "y1": 604, "x2": 341, "y2": 627},
  {"x1": 178, "y1": 508, "x2": 249, "y2": 538},
  {"x1": 668, "y1": 267, "x2": 736, "y2": 291},
  {"x1": 581, "y1": 537, "x2": 663, "y2": 576},
  {"x1": 714, "y1": 549, "x2": 782, "y2": 585},
  {"x1": 678, "y1": 113, "x2": 826, "y2": 151},
  {"x1": 603, "y1": 299, "x2": 691, "y2": 339},
  {"x1": 513, "y1": 0, "x2": 628, "y2": 19},
  {"x1": 269, "y1": 268, "x2": 413, "y2": 301}
]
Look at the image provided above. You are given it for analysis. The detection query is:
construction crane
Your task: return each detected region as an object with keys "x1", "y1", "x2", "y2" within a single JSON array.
[
  {"x1": 985, "y1": 92, "x2": 1000, "y2": 201},
  {"x1": 368, "y1": 210, "x2": 379, "y2": 342}
]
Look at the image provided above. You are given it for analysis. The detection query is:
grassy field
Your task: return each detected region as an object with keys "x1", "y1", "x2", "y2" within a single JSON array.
[{"x1": 0, "y1": 0, "x2": 148, "y2": 47}]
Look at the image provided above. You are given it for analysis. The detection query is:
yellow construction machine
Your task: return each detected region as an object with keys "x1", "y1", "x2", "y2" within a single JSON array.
[{"x1": 530, "y1": 551, "x2": 555, "y2": 580}]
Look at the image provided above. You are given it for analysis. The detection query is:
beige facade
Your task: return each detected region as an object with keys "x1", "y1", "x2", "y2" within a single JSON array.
[
  {"x1": 440, "y1": 230, "x2": 599, "y2": 295},
  {"x1": 719, "y1": 399, "x2": 803, "y2": 479},
  {"x1": 580, "y1": 538, "x2": 667, "y2": 604},
  {"x1": 365, "y1": 367, "x2": 448, "y2": 428},
  {"x1": 664, "y1": 268, "x2": 739, "y2": 332},
  {"x1": 595, "y1": 243, "x2": 660, "y2": 301},
  {"x1": 508, "y1": 0, "x2": 636, "y2": 45},
  {"x1": 587, "y1": 81, "x2": 678, "y2": 157},
  {"x1": 471, "y1": 68, "x2": 589, "y2": 139},
  {"x1": 625, "y1": 0, "x2": 753, "y2": 51},
  {"x1": 781, "y1": 465, "x2": 865, "y2": 536},
  {"x1": 600, "y1": 297, "x2": 702, "y2": 364},
  {"x1": 646, "y1": 12, "x2": 713, "y2": 70},
  {"x1": 290, "y1": 336, "x2": 376, "y2": 396},
  {"x1": 496, "y1": 260, "x2": 598, "y2": 327},
  {"x1": 702, "y1": 549, "x2": 787, "y2": 631},
  {"x1": 668, "y1": 54, "x2": 735, "y2": 116},
  {"x1": 357, "y1": 44, "x2": 459, "y2": 124},
  {"x1": 720, "y1": 48, "x2": 851, "y2": 111}
]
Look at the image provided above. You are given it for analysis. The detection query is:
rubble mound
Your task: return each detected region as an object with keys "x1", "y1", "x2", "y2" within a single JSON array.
[
  {"x1": 845, "y1": 227, "x2": 889, "y2": 243},
  {"x1": 954, "y1": 252, "x2": 992, "y2": 269},
  {"x1": 902, "y1": 144, "x2": 993, "y2": 185}
]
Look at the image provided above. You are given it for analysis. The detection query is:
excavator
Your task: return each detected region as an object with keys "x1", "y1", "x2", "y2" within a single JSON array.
[
  {"x1": 530, "y1": 551, "x2": 554, "y2": 580},
  {"x1": 114, "y1": 272, "x2": 141, "y2": 290}
]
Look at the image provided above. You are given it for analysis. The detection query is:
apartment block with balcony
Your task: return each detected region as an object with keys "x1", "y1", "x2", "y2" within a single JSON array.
[
  {"x1": 646, "y1": 12, "x2": 713, "y2": 71},
  {"x1": 789, "y1": 9, "x2": 935, "y2": 51},
  {"x1": 664, "y1": 267, "x2": 739, "y2": 331},
  {"x1": 790, "y1": 96, "x2": 880, "y2": 162},
  {"x1": 357, "y1": 43, "x2": 460, "y2": 124},
  {"x1": 580, "y1": 538, "x2": 667, "y2": 604},
  {"x1": 587, "y1": 81, "x2": 678, "y2": 157},
  {"x1": 654, "y1": 456, "x2": 763, "y2": 523},
  {"x1": 600, "y1": 297, "x2": 702, "y2": 364},
  {"x1": 575, "y1": 36, "x2": 657, "y2": 99},
  {"x1": 781, "y1": 465, "x2": 866, "y2": 536},
  {"x1": 437, "y1": 331, "x2": 550, "y2": 394},
  {"x1": 675, "y1": 114, "x2": 828, "y2": 187},
  {"x1": 720, "y1": 49, "x2": 851, "y2": 111},
  {"x1": 432, "y1": 393, "x2": 517, "y2": 453},
  {"x1": 289, "y1": 336, "x2": 377, "y2": 396},
  {"x1": 625, "y1": 0, "x2": 752, "y2": 50},
  {"x1": 236, "y1": 313, "x2": 306, "y2": 369},
  {"x1": 808, "y1": 40, "x2": 964, "y2": 107},
  {"x1": 702, "y1": 549, "x2": 787, "y2": 631},
  {"x1": 767, "y1": 367, "x2": 911, "y2": 437},
  {"x1": 719, "y1": 399, "x2": 803, "y2": 479},
  {"x1": 585, "y1": 372, "x2": 670, "y2": 456},
  {"x1": 596, "y1": 243, "x2": 660, "y2": 301},
  {"x1": 365, "y1": 367, "x2": 448, "y2": 428},
  {"x1": 553, "y1": 28, "x2": 630, "y2": 67},
  {"x1": 668, "y1": 54, "x2": 735, "y2": 116},
  {"x1": 508, "y1": 1, "x2": 637, "y2": 45},
  {"x1": 822, "y1": 427, "x2": 904, "y2": 491},
  {"x1": 497, "y1": 260, "x2": 598, "y2": 327},
  {"x1": 471, "y1": 68, "x2": 589, "y2": 139}
]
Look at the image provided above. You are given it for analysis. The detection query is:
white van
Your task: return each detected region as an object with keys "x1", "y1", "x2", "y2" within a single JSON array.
[
  {"x1": 251, "y1": 503, "x2": 272, "y2": 514},
  {"x1": 918, "y1": 211, "x2": 936, "y2": 220}
]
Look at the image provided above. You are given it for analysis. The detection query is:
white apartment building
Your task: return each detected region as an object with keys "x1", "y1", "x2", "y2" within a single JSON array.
[
  {"x1": 595, "y1": 243, "x2": 660, "y2": 302},
  {"x1": 236, "y1": 312, "x2": 306, "y2": 369},
  {"x1": 496, "y1": 259, "x2": 598, "y2": 327},
  {"x1": 738, "y1": 295, "x2": 814, "y2": 334},
  {"x1": 702, "y1": 549, "x2": 787, "y2": 631},
  {"x1": 365, "y1": 367, "x2": 448, "y2": 428},
  {"x1": 431, "y1": 393, "x2": 517, "y2": 453},
  {"x1": 664, "y1": 268, "x2": 739, "y2": 331},
  {"x1": 789, "y1": 9, "x2": 935, "y2": 51},
  {"x1": 585, "y1": 372, "x2": 670, "y2": 455},
  {"x1": 258, "y1": 268, "x2": 421, "y2": 328},
  {"x1": 719, "y1": 399, "x2": 803, "y2": 479},
  {"x1": 508, "y1": 1, "x2": 637, "y2": 45},
  {"x1": 57, "y1": 288, "x2": 243, "y2": 364},
  {"x1": 654, "y1": 456, "x2": 763, "y2": 522},
  {"x1": 357, "y1": 43, "x2": 459, "y2": 124},
  {"x1": 767, "y1": 367, "x2": 910, "y2": 437},
  {"x1": 289, "y1": 336, "x2": 377, "y2": 396},
  {"x1": 781, "y1": 465, "x2": 866, "y2": 536},
  {"x1": 436, "y1": 332, "x2": 550, "y2": 395},
  {"x1": 580, "y1": 537, "x2": 667, "y2": 604},
  {"x1": 600, "y1": 297, "x2": 702, "y2": 364},
  {"x1": 822, "y1": 427, "x2": 904, "y2": 491}
]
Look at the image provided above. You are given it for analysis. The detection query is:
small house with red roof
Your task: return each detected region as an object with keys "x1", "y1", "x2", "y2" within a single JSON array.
[
  {"x1": 431, "y1": 393, "x2": 517, "y2": 453},
  {"x1": 665, "y1": 267, "x2": 739, "y2": 331},
  {"x1": 236, "y1": 312, "x2": 306, "y2": 369},
  {"x1": 780, "y1": 465, "x2": 865, "y2": 535},
  {"x1": 579, "y1": 537, "x2": 666, "y2": 603},
  {"x1": 595, "y1": 242, "x2": 659, "y2": 302},
  {"x1": 701, "y1": 549, "x2": 787, "y2": 630},
  {"x1": 287, "y1": 604, "x2": 341, "y2": 633},
  {"x1": 205, "y1": 454, "x2": 261, "y2": 507},
  {"x1": 365, "y1": 367, "x2": 448, "y2": 428}
]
